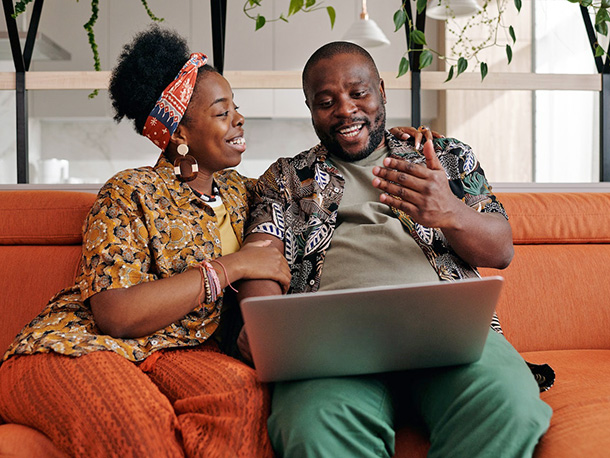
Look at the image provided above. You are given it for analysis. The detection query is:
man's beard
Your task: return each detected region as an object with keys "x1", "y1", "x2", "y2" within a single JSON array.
[{"x1": 315, "y1": 106, "x2": 386, "y2": 162}]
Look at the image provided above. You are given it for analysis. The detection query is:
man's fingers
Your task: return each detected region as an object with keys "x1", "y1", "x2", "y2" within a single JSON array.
[
  {"x1": 373, "y1": 157, "x2": 429, "y2": 180},
  {"x1": 422, "y1": 140, "x2": 443, "y2": 170},
  {"x1": 374, "y1": 178, "x2": 417, "y2": 202},
  {"x1": 389, "y1": 126, "x2": 419, "y2": 141},
  {"x1": 379, "y1": 192, "x2": 418, "y2": 215}
]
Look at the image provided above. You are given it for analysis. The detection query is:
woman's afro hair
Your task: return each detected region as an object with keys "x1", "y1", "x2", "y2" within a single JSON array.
[{"x1": 108, "y1": 25, "x2": 192, "y2": 135}]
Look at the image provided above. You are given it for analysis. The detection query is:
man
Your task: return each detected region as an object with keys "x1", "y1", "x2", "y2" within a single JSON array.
[{"x1": 239, "y1": 41, "x2": 552, "y2": 457}]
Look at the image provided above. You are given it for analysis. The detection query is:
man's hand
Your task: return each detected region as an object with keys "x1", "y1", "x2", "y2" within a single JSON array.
[
  {"x1": 372, "y1": 139, "x2": 460, "y2": 229},
  {"x1": 371, "y1": 139, "x2": 514, "y2": 269}
]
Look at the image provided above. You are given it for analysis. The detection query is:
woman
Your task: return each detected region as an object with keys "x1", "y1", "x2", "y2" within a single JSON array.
[{"x1": 0, "y1": 25, "x2": 290, "y2": 457}]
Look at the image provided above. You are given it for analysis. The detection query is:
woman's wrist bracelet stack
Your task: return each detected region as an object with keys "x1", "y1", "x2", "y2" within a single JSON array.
[
  {"x1": 197, "y1": 258, "x2": 238, "y2": 305},
  {"x1": 198, "y1": 260, "x2": 221, "y2": 305},
  {"x1": 211, "y1": 259, "x2": 238, "y2": 293}
]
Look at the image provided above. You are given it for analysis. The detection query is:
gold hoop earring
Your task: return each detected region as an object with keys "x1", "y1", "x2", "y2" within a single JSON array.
[{"x1": 173, "y1": 143, "x2": 198, "y2": 182}]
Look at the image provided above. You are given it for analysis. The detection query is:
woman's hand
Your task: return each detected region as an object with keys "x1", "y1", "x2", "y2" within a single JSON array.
[
  {"x1": 389, "y1": 125, "x2": 444, "y2": 150},
  {"x1": 215, "y1": 239, "x2": 291, "y2": 293}
]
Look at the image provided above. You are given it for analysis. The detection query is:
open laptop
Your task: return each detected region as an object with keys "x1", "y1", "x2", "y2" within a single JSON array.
[{"x1": 240, "y1": 276, "x2": 504, "y2": 382}]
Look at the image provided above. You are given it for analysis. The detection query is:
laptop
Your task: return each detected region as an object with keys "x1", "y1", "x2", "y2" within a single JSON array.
[{"x1": 239, "y1": 276, "x2": 504, "y2": 382}]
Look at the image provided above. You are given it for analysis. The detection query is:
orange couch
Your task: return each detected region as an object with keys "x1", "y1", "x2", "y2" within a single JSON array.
[{"x1": 1, "y1": 190, "x2": 610, "y2": 457}]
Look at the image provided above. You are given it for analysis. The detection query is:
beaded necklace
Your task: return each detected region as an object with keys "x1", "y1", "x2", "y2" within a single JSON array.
[{"x1": 190, "y1": 182, "x2": 220, "y2": 205}]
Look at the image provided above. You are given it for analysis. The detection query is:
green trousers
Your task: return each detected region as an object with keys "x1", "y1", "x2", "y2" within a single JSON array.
[{"x1": 268, "y1": 330, "x2": 552, "y2": 458}]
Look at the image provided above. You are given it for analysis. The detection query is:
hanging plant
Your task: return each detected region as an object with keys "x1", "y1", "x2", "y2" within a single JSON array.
[
  {"x1": 243, "y1": 0, "x2": 336, "y2": 30},
  {"x1": 394, "y1": 0, "x2": 610, "y2": 81},
  {"x1": 12, "y1": 0, "x2": 164, "y2": 97},
  {"x1": 12, "y1": 0, "x2": 610, "y2": 85}
]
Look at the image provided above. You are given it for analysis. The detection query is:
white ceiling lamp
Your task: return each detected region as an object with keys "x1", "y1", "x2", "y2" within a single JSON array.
[
  {"x1": 426, "y1": 0, "x2": 482, "y2": 20},
  {"x1": 342, "y1": 0, "x2": 390, "y2": 48}
]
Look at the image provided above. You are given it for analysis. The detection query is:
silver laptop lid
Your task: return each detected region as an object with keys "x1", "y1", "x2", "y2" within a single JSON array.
[{"x1": 240, "y1": 276, "x2": 504, "y2": 382}]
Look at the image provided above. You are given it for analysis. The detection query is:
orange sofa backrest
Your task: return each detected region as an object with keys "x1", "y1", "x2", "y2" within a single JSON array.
[
  {"x1": 0, "y1": 191, "x2": 96, "y2": 354},
  {"x1": 480, "y1": 192, "x2": 610, "y2": 352},
  {"x1": 1, "y1": 190, "x2": 609, "y2": 356}
]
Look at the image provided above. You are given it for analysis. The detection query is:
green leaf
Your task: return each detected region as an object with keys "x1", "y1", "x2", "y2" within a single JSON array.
[
  {"x1": 393, "y1": 8, "x2": 407, "y2": 32},
  {"x1": 305, "y1": 0, "x2": 316, "y2": 7},
  {"x1": 509, "y1": 26, "x2": 516, "y2": 44},
  {"x1": 596, "y1": 8, "x2": 610, "y2": 24},
  {"x1": 249, "y1": 0, "x2": 262, "y2": 6},
  {"x1": 419, "y1": 50, "x2": 433, "y2": 69},
  {"x1": 457, "y1": 57, "x2": 468, "y2": 75},
  {"x1": 581, "y1": 0, "x2": 593, "y2": 7},
  {"x1": 288, "y1": 0, "x2": 304, "y2": 16},
  {"x1": 596, "y1": 21, "x2": 608, "y2": 36},
  {"x1": 444, "y1": 65, "x2": 455, "y2": 82},
  {"x1": 255, "y1": 14, "x2": 266, "y2": 30},
  {"x1": 416, "y1": 0, "x2": 427, "y2": 14},
  {"x1": 480, "y1": 62, "x2": 488, "y2": 81},
  {"x1": 514, "y1": 0, "x2": 522, "y2": 12},
  {"x1": 595, "y1": 44, "x2": 605, "y2": 57},
  {"x1": 13, "y1": 0, "x2": 32, "y2": 16},
  {"x1": 603, "y1": 0, "x2": 610, "y2": 8},
  {"x1": 412, "y1": 30, "x2": 427, "y2": 46},
  {"x1": 506, "y1": 44, "x2": 513, "y2": 64},
  {"x1": 327, "y1": 6, "x2": 336, "y2": 29},
  {"x1": 397, "y1": 56, "x2": 410, "y2": 78}
]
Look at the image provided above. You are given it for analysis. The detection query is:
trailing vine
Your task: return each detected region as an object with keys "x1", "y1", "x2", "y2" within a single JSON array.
[{"x1": 243, "y1": 0, "x2": 335, "y2": 30}]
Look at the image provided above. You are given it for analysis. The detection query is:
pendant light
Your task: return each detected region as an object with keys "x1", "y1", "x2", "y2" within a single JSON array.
[
  {"x1": 426, "y1": 0, "x2": 482, "y2": 20},
  {"x1": 342, "y1": 0, "x2": 390, "y2": 48}
]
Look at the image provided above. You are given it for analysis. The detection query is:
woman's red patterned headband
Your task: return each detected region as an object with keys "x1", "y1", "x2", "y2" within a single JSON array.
[{"x1": 142, "y1": 52, "x2": 208, "y2": 150}]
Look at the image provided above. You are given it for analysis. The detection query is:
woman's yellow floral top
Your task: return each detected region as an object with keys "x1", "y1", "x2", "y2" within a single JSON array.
[{"x1": 2, "y1": 154, "x2": 253, "y2": 363}]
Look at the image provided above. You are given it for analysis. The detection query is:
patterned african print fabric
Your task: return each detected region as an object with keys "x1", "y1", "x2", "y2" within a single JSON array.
[
  {"x1": 247, "y1": 131, "x2": 554, "y2": 391},
  {"x1": 2, "y1": 154, "x2": 254, "y2": 364},
  {"x1": 248, "y1": 132, "x2": 506, "y2": 292}
]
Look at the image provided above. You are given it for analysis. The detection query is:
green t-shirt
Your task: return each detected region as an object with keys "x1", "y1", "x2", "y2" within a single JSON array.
[{"x1": 318, "y1": 145, "x2": 439, "y2": 292}]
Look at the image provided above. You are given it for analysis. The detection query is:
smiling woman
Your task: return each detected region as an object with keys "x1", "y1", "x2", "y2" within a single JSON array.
[{"x1": 0, "y1": 24, "x2": 292, "y2": 457}]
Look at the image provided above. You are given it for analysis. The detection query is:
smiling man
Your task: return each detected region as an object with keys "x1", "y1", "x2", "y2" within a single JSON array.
[
  {"x1": 239, "y1": 41, "x2": 553, "y2": 458},
  {"x1": 304, "y1": 50, "x2": 387, "y2": 162}
]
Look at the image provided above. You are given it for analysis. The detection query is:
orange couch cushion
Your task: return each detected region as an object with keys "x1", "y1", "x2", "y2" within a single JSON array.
[
  {"x1": 0, "y1": 245, "x2": 83, "y2": 355},
  {"x1": 524, "y1": 349, "x2": 610, "y2": 458},
  {"x1": 480, "y1": 244, "x2": 610, "y2": 352},
  {"x1": 0, "y1": 191, "x2": 95, "y2": 354},
  {"x1": 496, "y1": 192, "x2": 610, "y2": 244},
  {"x1": 0, "y1": 191, "x2": 95, "y2": 245},
  {"x1": 479, "y1": 192, "x2": 610, "y2": 352}
]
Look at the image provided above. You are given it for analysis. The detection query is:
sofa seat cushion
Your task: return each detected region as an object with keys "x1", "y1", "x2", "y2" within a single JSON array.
[
  {"x1": 523, "y1": 349, "x2": 610, "y2": 457},
  {"x1": 0, "y1": 424, "x2": 67, "y2": 457}
]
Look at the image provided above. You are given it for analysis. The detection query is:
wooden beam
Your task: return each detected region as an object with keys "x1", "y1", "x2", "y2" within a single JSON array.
[{"x1": 0, "y1": 71, "x2": 602, "y2": 92}]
